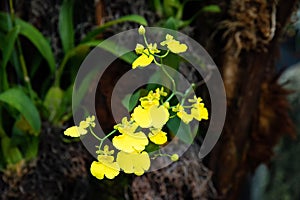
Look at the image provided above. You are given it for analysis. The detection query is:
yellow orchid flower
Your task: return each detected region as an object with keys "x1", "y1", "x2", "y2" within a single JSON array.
[
  {"x1": 64, "y1": 126, "x2": 87, "y2": 137},
  {"x1": 148, "y1": 129, "x2": 167, "y2": 145},
  {"x1": 132, "y1": 43, "x2": 160, "y2": 69},
  {"x1": 116, "y1": 151, "x2": 150, "y2": 176},
  {"x1": 132, "y1": 49, "x2": 154, "y2": 69},
  {"x1": 160, "y1": 34, "x2": 187, "y2": 53},
  {"x1": 112, "y1": 130, "x2": 149, "y2": 153},
  {"x1": 131, "y1": 105, "x2": 169, "y2": 129},
  {"x1": 114, "y1": 117, "x2": 138, "y2": 134},
  {"x1": 64, "y1": 115, "x2": 96, "y2": 137},
  {"x1": 140, "y1": 90, "x2": 160, "y2": 109},
  {"x1": 172, "y1": 104, "x2": 193, "y2": 124},
  {"x1": 113, "y1": 117, "x2": 149, "y2": 153},
  {"x1": 90, "y1": 154, "x2": 120, "y2": 180}
]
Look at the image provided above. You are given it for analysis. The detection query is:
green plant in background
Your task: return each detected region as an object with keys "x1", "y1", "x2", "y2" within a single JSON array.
[
  {"x1": 0, "y1": 0, "x2": 147, "y2": 170},
  {"x1": 64, "y1": 26, "x2": 209, "y2": 180},
  {"x1": 152, "y1": 0, "x2": 221, "y2": 30}
]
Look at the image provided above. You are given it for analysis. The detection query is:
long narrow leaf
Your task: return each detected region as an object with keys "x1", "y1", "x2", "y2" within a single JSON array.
[
  {"x1": 14, "y1": 17, "x2": 56, "y2": 73},
  {"x1": 81, "y1": 15, "x2": 148, "y2": 43},
  {"x1": 1, "y1": 137, "x2": 23, "y2": 164},
  {"x1": 2, "y1": 26, "x2": 20, "y2": 71},
  {"x1": 0, "y1": 26, "x2": 20, "y2": 90},
  {"x1": 0, "y1": 12, "x2": 10, "y2": 32},
  {"x1": 0, "y1": 88, "x2": 41, "y2": 133},
  {"x1": 59, "y1": 0, "x2": 74, "y2": 53}
]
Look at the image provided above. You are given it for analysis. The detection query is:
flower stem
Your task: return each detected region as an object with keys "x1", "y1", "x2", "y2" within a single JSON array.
[
  {"x1": 89, "y1": 126, "x2": 102, "y2": 141},
  {"x1": 181, "y1": 83, "x2": 195, "y2": 105},
  {"x1": 97, "y1": 129, "x2": 117, "y2": 151},
  {"x1": 9, "y1": 0, "x2": 34, "y2": 99},
  {"x1": 153, "y1": 50, "x2": 169, "y2": 58}
]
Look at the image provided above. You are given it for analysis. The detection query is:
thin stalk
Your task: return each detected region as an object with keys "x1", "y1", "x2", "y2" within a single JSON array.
[
  {"x1": 180, "y1": 83, "x2": 195, "y2": 105},
  {"x1": 97, "y1": 129, "x2": 117, "y2": 151},
  {"x1": 54, "y1": 53, "x2": 70, "y2": 87},
  {"x1": 9, "y1": 0, "x2": 34, "y2": 99}
]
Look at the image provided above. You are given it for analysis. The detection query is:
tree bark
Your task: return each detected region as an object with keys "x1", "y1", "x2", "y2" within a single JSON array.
[{"x1": 208, "y1": 0, "x2": 297, "y2": 199}]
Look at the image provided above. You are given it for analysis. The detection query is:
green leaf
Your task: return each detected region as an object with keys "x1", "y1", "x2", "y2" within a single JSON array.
[
  {"x1": 167, "y1": 117, "x2": 194, "y2": 144},
  {"x1": 2, "y1": 25, "x2": 20, "y2": 71},
  {"x1": 73, "y1": 68, "x2": 97, "y2": 111},
  {"x1": 14, "y1": 17, "x2": 56, "y2": 73},
  {"x1": 0, "y1": 26, "x2": 20, "y2": 90},
  {"x1": 0, "y1": 88, "x2": 41, "y2": 133},
  {"x1": 0, "y1": 12, "x2": 10, "y2": 32},
  {"x1": 81, "y1": 15, "x2": 148, "y2": 43},
  {"x1": 59, "y1": 0, "x2": 75, "y2": 53},
  {"x1": 122, "y1": 90, "x2": 142, "y2": 112},
  {"x1": 1, "y1": 137, "x2": 23, "y2": 164},
  {"x1": 44, "y1": 87, "x2": 64, "y2": 122},
  {"x1": 24, "y1": 136, "x2": 39, "y2": 160},
  {"x1": 153, "y1": 0, "x2": 163, "y2": 17},
  {"x1": 97, "y1": 40, "x2": 138, "y2": 64},
  {"x1": 164, "y1": 17, "x2": 177, "y2": 30},
  {"x1": 201, "y1": 5, "x2": 221, "y2": 13}
]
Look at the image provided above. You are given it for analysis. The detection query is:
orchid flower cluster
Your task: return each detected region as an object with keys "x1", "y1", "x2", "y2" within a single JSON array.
[{"x1": 64, "y1": 26, "x2": 208, "y2": 180}]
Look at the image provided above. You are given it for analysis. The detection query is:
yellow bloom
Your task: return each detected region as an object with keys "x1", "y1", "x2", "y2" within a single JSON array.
[
  {"x1": 64, "y1": 115, "x2": 96, "y2": 137},
  {"x1": 132, "y1": 49, "x2": 154, "y2": 69},
  {"x1": 132, "y1": 105, "x2": 169, "y2": 129},
  {"x1": 90, "y1": 155, "x2": 120, "y2": 180},
  {"x1": 160, "y1": 34, "x2": 187, "y2": 53},
  {"x1": 79, "y1": 115, "x2": 96, "y2": 128},
  {"x1": 101, "y1": 145, "x2": 114, "y2": 155},
  {"x1": 112, "y1": 130, "x2": 149, "y2": 153},
  {"x1": 191, "y1": 103, "x2": 209, "y2": 121},
  {"x1": 64, "y1": 126, "x2": 87, "y2": 137},
  {"x1": 155, "y1": 87, "x2": 167, "y2": 97},
  {"x1": 116, "y1": 151, "x2": 150, "y2": 176},
  {"x1": 135, "y1": 43, "x2": 145, "y2": 54},
  {"x1": 140, "y1": 90, "x2": 160, "y2": 109},
  {"x1": 131, "y1": 106, "x2": 152, "y2": 128},
  {"x1": 163, "y1": 102, "x2": 170, "y2": 109},
  {"x1": 113, "y1": 118, "x2": 148, "y2": 153},
  {"x1": 173, "y1": 104, "x2": 193, "y2": 124},
  {"x1": 148, "y1": 129, "x2": 167, "y2": 145},
  {"x1": 114, "y1": 117, "x2": 138, "y2": 134},
  {"x1": 85, "y1": 115, "x2": 96, "y2": 127},
  {"x1": 132, "y1": 43, "x2": 160, "y2": 69},
  {"x1": 149, "y1": 105, "x2": 169, "y2": 128},
  {"x1": 189, "y1": 96, "x2": 209, "y2": 121}
]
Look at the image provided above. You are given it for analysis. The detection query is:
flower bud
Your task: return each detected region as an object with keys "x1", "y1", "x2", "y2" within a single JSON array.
[
  {"x1": 170, "y1": 154, "x2": 179, "y2": 161},
  {"x1": 138, "y1": 25, "x2": 145, "y2": 35}
]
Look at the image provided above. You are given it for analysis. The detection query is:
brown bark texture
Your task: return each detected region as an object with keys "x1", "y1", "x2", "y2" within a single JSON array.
[{"x1": 208, "y1": 0, "x2": 297, "y2": 199}]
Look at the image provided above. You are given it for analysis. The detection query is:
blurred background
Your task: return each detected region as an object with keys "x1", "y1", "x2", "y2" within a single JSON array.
[{"x1": 0, "y1": 0, "x2": 299, "y2": 199}]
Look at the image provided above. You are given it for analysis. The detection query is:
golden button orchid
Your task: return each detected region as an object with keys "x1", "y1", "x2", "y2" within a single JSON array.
[
  {"x1": 116, "y1": 151, "x2": 150, "y2": 176},
  {"x1": 160, "y1": 34, "x2": 188, "y2": 53},
  {"x1": 64, "y1": 115, "x2": 96, "y2": 137},
  {"x1": 64, "y1": 126, "x2": 87, "y2": 137},
  {"x1": 90, "y1": 154, "x2": 120, "y2": 180},
  {"x1": 189, "y1": 96, "x2": 209, "y2": 121},
  {"x1": 112, "y1": 117, "x2": 148, "y2": 153},
  {"x1": 148, "y1": 129, "x2": 167, "y2": 145},
  {"x1": 132, "y1": 43, "x2": 160, "y2": 69},
  {"x1": 131, "y1": 105, "x2": 169, "y2": 129},
  {"x1": 172, "y1": 104, "x2": 193, "y2": 124}
]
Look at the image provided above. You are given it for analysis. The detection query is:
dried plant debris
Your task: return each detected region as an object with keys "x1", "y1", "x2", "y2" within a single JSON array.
[
  {"x1": 218, "y1": 0, "x2": 276, "y2": 55},
  {"x1": 131, "y1": 144, "x2": 218, "y2": 200},
  {"x1": 0, "y1": 123, "x2": 92, "y2": 200}
]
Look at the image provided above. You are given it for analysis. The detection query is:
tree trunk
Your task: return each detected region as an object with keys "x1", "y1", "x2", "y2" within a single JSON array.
[{"x1": 208, "y1": 0, "x2": 297, "y2": 199}]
